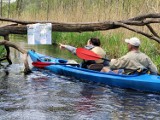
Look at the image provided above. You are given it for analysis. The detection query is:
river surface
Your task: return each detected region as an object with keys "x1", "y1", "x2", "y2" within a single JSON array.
[{"x1": 0, "y1": 36, "x2": 160, "y2": 120}]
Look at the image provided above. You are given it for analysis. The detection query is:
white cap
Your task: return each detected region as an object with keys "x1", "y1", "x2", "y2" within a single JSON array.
[{"x1": 125, "y1": 37, "x2": 141, "y2": 46}]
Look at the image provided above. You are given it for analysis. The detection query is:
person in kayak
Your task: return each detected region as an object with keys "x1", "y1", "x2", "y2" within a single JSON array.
[
  {"x1": 101, "y1": 37, "x2": 158, "y2": 75},
  {"x1": 59, "y1": 37, "x2": 109, "y2": 69}
]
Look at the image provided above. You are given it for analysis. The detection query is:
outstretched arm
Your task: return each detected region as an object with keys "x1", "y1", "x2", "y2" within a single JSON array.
[{"x1": 59, "y1": 43, "x2": 77, "y2": 55}]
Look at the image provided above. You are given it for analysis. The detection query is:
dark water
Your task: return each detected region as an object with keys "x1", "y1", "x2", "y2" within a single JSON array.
[{"x1": 0, "y1": 37, "x2": 160, "y2": 120}]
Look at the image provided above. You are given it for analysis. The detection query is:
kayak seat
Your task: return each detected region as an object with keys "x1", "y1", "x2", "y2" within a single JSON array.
[{"x1": 88, "y1": 64, "x2": 104, "y2": 71}]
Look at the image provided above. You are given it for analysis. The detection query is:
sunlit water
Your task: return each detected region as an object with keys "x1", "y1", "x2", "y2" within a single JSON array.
[{"x1": 0, "y1": 37, "x2": 160, "y2": 120}]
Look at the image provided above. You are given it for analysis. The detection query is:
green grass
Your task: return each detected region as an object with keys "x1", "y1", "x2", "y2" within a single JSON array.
[
  {"x1": 0, "y1": 46, "x2": 6, "y2": 58},
  {"x1": 52, "y1": 31, "x2": 160, "y2": 72},
  {"x1": 52, "y1": 32, "x2": 102, "y2": 47}
]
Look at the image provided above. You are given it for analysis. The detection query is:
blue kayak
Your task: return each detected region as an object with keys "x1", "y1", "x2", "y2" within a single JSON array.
[{"x1": 28, "y1": 50, "x2": 160, "y2": 93}]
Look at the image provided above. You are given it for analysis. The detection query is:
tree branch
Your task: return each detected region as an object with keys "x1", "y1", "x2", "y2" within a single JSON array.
[
  {"x1": 114, "y1": 22, "x2": 160, "y2": 43},
  {"x1": 122, "y1": 18, "x2": 160, "y2": 26},
  {"x1": 0, "y1": 40, "x2": 31, "y2": 74},
  {"x1": 0, "y1": 13, "x2": 160, "y2": 43},
  {"x1": 146, "y1": 24, "x2": 160, "y2": 38},
  {"x1": 128, "y1": 13, "x2": 160, "y2": 21}
]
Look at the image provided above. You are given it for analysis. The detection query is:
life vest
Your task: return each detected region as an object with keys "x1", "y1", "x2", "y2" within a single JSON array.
[{"x1": 81, "y1": 45, "x2": 108, "y2": 68}]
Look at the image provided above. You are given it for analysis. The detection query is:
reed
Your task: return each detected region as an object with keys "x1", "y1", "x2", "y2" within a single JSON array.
[
  {"x1": 29, "y1": 1, "x2": 159, "y2": 21},
  {"x1": 53, "y1": 31, "x2": 160, "y2": 72},
  {"x1": 2, "y1": 0, "x2": 159, "y2": 22}
]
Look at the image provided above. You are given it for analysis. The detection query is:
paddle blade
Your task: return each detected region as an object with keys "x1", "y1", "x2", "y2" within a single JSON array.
[
  {"x1": 32, "y1": 62, "x2": 54, "y2": 68},
  {"x1": 32, "y1": 64, "x2": 45, "y2": 68},
  {"x1": 32, "y1": 61, "x2": 80, "y2": 67},
  {"x1": 76, "y1": 48, "x2": 102, "y2": 60}
]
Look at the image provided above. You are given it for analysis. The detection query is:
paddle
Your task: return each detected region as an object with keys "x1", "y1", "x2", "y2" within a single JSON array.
[
  {"x1": 76, "y1": 48, "x2": 110, "y2": 61},
  {"x1": 32, "y1": 61, "x2": 79, "y2": 68}
]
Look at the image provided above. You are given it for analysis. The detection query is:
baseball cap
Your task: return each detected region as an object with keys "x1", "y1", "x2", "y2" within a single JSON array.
[{"x1": 125, "y1": 37, "x2": 141, "y2": 46}]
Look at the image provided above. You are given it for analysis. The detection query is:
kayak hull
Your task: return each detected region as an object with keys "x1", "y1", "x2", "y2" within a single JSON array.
[{"x1": 28, "y1": 50, "x2": 160, "y2": 93}]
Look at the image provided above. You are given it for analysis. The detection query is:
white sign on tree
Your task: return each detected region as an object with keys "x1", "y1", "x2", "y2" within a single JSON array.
[{"x1": 27, "y1": 23, "x2": 52, "y2": 45}]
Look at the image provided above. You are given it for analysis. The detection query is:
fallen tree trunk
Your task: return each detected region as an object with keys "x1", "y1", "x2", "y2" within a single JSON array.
[
  {"x1": 0, "y1": 13, "x2": 160, "y2": 43},
  {"x1": 0, "y1": 40, "x2": 31, "y2": 74}
]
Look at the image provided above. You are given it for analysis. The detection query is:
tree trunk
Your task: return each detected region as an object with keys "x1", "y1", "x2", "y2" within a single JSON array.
[{"x1": 0, "y1": 13, "x2": 160, "y2": 43}]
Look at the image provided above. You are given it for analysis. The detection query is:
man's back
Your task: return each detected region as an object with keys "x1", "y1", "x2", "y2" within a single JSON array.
[{"x1": 110, "y1": 50, "x2": 157, "y2": 74}]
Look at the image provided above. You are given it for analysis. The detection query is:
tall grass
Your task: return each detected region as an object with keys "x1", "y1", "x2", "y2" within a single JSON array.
[
  {"x1": 53, "y1": 31, "x2": 160, "y2": 72},
  {"x1": 2, "y1": 0, "x2": 160, "y2": 22},
  {"x1": 22, "y1": 0, "x2": 160, "y2": 22}
]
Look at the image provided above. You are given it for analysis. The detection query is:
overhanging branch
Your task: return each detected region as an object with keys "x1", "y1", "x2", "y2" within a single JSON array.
[
  {"x1": 0, "y1": 13, "x2": 159, "y2": 43},
  {"x1": 0, "y1": 40, "x2": 31, "y2": 74},
  {"x1": 146, "y1": 24, "x2": 160, "y2": 38},
  {"x1": 114, "y1": 22, "x2": 160, "y2": 43}
]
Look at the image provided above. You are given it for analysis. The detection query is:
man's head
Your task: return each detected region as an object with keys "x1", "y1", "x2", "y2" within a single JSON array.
[
  {"x1": 87, "y1": 38, "x2": 101, "y2": 46},
  {"x1": 125, "y1": 37, "x2": 141, "y2": 51}
]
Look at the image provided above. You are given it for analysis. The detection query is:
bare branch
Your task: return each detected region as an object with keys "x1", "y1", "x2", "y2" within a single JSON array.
[
  {"x1": 122, "y1": 18, "x2": 160, "y2": 26},
  {"x1": 113, "y1": 22, "x2": 160, "y2": 43},
  {"x1": 0, "y1": 40, "x2": 26, "y2": 53},
  {"x1": 0, "y1": 13, "x2": 160, "y2": 43},
  {"x1": 146, "y1": 24, "x2": 160, "y2": 38},
  {"x1": 0, "y1": 40, "x2": 31, "y2": 74},
  {"x1": 128, "y1": 13, "x2": 160, "y2": 21}
]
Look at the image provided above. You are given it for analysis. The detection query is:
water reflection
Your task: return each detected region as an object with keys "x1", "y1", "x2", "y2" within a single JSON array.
[
  {"x1": 100, "y1": 88, "x2": 160, "y2": 120},
  {"x1": 73, "y1": 84, "x2": 107, "y2": 120},
  {"x1": 73, "y1": 82, "x2": 160, "y2": 120},
  {"x1": 0, "y1": 67, "x2": 9, "y2": 95},
  {"x1": 1, "y1": 63, "x2": 160, "y2": 120},
  {"x1": 76, "y1": 85, "x2": 99, "y2": 113}
]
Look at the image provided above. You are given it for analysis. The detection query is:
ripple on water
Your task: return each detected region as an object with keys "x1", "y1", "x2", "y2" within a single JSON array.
[
  {"x1": 0, "y1": 110, "x2": 61, "y2": 120},
  {"x1": 1, "y1": 63, "x2": 160, "y2": 120}
]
